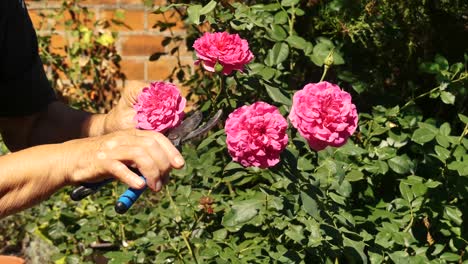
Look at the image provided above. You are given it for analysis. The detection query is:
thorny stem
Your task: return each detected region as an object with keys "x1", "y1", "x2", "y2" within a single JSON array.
[
  {"x1": 181, "y1": 231, "x2": 198, "y2": 264},
  {"x1": 400, "y1": 75, "x2": 467, "y2": 111},
  {"x1": 403, "y1": 204, "x2": 414, "y2": 233}
]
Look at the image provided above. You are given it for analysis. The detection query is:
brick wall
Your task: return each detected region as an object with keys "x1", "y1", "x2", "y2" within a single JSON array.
[{"x1": 26, "y1": 0, "x2": 193, "y2": 89}]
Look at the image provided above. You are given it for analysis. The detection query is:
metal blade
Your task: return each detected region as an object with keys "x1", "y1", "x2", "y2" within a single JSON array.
[
  {"x1": 181, "y1": 109, "x2": 223, "y2": 143},
  {"x1": 166, "y1": 110, "x2": 203, "y2": 147}
]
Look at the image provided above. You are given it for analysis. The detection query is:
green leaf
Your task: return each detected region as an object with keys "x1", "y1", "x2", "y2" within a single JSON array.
[
  {"x1": 440, "y1": 91, "x2": 455, "y2": 104},
  {"x1": 104, "y1": 251, "x2": 133, "y2": 263},
  {"x1": 412, "y1": 128, "x2": 436, "y2": 144},
  {"x1": 434, "y1": 145, "x2": 451, "y2": 161},
  {"x1": 436, "y1": 134, "x2": 451, "y2": 148},
  {"x1": 285, "y1": 224, "x2": 305, "y2": 243},
  {"x1": 268, "y1": 24, "x2": 287, "y2": 41},
  {"x1": 343, "y1": 237, "x2": 368, "y2": 264},
  {"x1": 445, "y1": 206, "x2": 462, "y2": 226},
  {"x1": 222, "y1": 196, "x2": 264, "y2": 228},
  {"x1": 300, "y1": 191, "x2": 320, "y2": 219},
  {"x1": 286, "y1": 35, "x2": 308, "y2": 50},
  {"x1": 329, "y1": 192, "x2": 346, "y2": 205},
  {"x1": 388, "y1": 155, "x2": 412, "y2": 174},
  {"x1": 440, "y1": 252, "x2": 461, "y2": 262},
  {"x1": 281, "y1": 0, "x2": 300, "y2": 6},
  {"x1": 345, "y1": 170, "x2": 364, "y2": 182},
  {"x1": 274, "y1": 11, "x2": 288, "y2": 24},
  {"x1": 265, "y1": 42, "x2": 289, "y2": 66},
  {"x1": 435, "y1": 54, "x2": 449, "y2": 70},
  {"x1": 439, "y1": 122, "x2": 451, "y2": 136},
  {"x1": 264, "y1": 83, "x2": 292, "y2": 106},
  {"x1": 459, "y1": 114, "x2": 468, "y2": 124},
  {"x1": 199, "y1": 1, "x2": 217, "y2": 15},
  {"x1": 187, "y1": 5, "x2": 202, "y2": 25},
  {"x1": 399, "y1": 182, "x2": 413, "y2": 202}
]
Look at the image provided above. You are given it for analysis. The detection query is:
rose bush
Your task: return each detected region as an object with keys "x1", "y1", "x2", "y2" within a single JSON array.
[
  {"x1": 4, "y1": 1, "x2": 467, "y2": 263},
  {"x1": 289, "y1": 81, "x2": 358, "y2": 151},
  {"x1": 225, "y1": 101, "x2": 288, "y2": 168},
  {"x1": 193, "y1": 31, "x2": 254, "y2": 75},
  {"x1": 133, "y1": 81, "x2": 186, "y2": 133}
]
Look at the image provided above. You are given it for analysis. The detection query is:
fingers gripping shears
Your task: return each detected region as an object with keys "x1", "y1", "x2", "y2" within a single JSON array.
[{"x1": 70, "y1": 109, "x2": 223, "y2": 214}]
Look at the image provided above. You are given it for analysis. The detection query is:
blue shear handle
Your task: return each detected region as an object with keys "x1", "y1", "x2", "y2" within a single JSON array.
[{"x1": 115, "y1": 176, "x2": 147, "y2": 214}]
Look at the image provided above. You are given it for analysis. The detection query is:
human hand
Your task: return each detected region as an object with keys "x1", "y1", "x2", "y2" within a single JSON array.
[
  {"x1": 102, "y1": 81, "x2": 147, "y2": 134},
  {"x1": 63, "y1": 128, "x2": 185, "y2": 192}
]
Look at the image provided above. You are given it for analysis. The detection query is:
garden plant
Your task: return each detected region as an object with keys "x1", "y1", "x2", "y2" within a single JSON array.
[{"x1": 1, "y1": 0, "x2": 467, "y2": 263}]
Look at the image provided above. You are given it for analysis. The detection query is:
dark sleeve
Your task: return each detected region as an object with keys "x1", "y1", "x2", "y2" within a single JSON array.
[{"x1": 0, "y1": 0, "x2": 56, "y2": 117}]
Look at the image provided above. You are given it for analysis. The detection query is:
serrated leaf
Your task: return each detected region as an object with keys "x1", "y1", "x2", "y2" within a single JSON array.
[
  {"x1": 281, "y1": 0, "x2": 300, "y2": 6},
  {"x1": 412, "y1": 128, "x2": 436, "y2": 144},
  {"x1": 346, "y1": 170, "x2": 364, "y2": 182},
  {"x1": 199, "y1": 1, "x2": 217, "y2": 15},
  {"x1": 274, "y1": 10, "x2": 288, "y2": 24},
  {"x1": 445, "y1": 206, "x2": 462, "y2": 226},
  {"x1": 388, "y1": 156, "x2": 412, "y2": 174},
  {"x1": 264, "y1": 83, "x2": 292, "y2": 105},
  {"x1": 265, "y1": 42, "x2": 289, "y2": 66},
  {"x1": 286, "y1": 35, "x2": 308, "y2": 49},
  {"x1": 434, "y1": 145, "x2": 450, "y2": 161},
  {"x1": 440, "y1": 252, "x2": 461, "y2": 261},
  {"x1": 300, "y1": 191, "x2": 320, "y2": 219},
  {"x1": 399, "y1": 182, "x2": 413, "y2": 202},
  {"x1": 439, "y1": 122, "x2": 451, "y2": 136},
  {"x1": 187, "y1": 5, "x2": 202, "y2": 25},
  {"x1": 285, "y1": 224, "x2": 305, "y2": 243},
  {"x1": 343, "y1": 237, "x2": 368, "y2": 264},
  {"x1": 440, "y1": 91, "x2": 455, "y2": 104},
  {"x1": 268, "y1": 24, "x2": 287, "y2": 41},
  {"x1": 458, "y1": 114, "x2": 468, "y2": 124},
  {"x1": 222, "y1": 197, "x2": 264, "y2": 227},
  {"x1": 436, "y1": 134, "x2": 451, "y2": 148}
]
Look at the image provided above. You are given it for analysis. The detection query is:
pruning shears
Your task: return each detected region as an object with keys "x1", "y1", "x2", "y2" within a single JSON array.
[{"x1": 70, "y1": 109, "x2": 223, "y2": 214}]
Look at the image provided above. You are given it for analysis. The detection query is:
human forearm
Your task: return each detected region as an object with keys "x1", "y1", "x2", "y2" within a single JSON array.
[
  {"x1": 0, "y1": 128, "x2": 184, "y2": 218},
  {"x1": 0, "y1": 101, "x2": 107, "y2": 151},
  {"x1": 29, "y1": 101, "x2": 107, "y2": 145},
  {"x1": 0, "y1": 143, "x2": 70, "y2": 217}
]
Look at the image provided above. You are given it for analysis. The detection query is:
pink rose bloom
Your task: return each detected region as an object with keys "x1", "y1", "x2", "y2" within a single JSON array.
[
  {"x1": 225, "y1": 102, "x2": 288, "y2": 168},
  {"x1": 193, "y1": 32, "x2": 254, "y2": 75},
  {"x1": 289, "y1": 81, "x2": 358, "y2": 151},
  {"x1": 133, "y1": 81, "x2": 186, "y2": 133}
]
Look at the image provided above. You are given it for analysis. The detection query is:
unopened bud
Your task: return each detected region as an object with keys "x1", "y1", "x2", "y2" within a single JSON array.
[
  {"x1": 214, "y1": 61, "x2": 224, "y2": 73},
  {"x1": 324, "y1": 49, "x2": 334, "y2": 67}
]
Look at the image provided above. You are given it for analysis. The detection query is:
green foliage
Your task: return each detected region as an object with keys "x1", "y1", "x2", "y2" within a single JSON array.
[
  {"x1": 36, "y1": 0, "x2": 125, "y2": 113},
  {"x1": 1, "y1": 0, "x2": 467, "y2": 263}
]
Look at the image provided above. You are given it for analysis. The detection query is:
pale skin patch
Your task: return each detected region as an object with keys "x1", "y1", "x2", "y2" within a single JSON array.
[
  {"x1": 97, "y1": 151, "x2": 107, "y2": 160},
  {"x1": 105, "y1": 140, "x2": 118, "y2": 149}
]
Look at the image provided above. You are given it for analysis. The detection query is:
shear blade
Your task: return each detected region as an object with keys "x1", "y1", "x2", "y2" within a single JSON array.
[{"x1": 182, "y1": 109, "x2": 223, "y2": 143}]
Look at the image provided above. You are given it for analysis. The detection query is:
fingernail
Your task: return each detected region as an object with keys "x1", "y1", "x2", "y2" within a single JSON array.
[
  {"x1": 155, "y1": 180, "x2": 162, "y2": 192},
  {"x1": 174, "y1": 156, "x2": 185, "y2": 167},
  {"x1": 134, "y1": 177, "x2": 146, "y2": 188}
]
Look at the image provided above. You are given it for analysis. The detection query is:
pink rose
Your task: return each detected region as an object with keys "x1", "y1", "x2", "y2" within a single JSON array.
[
  {"x1": 193, "y1": 32, "x2": 254, "y2": 75},
  {"x1": 225, "y1": 101, "x2": 288, "y2": 168},
  {"x1": 289, "y1": 81, "x2": 358, "y2": 151},
  {"x1": 133, "y1": 81, "x2": 186, "y2": 133}
]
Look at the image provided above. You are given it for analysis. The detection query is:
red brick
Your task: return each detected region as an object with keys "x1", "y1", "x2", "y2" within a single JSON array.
[
  {"x1": 121, "y1": 35, "x2": 165, "y2": 56},
  {"x1": 81, "y1": 0, "x2": 117, "y2": 4},
  {"x1": 121, "y1": 59, "x2": 145, "y2": 80},
  {"x1": 100, "y1": 9, "x2": 145, "y2": 31},
  {"x1": 148, "y1": 10, "x2": 185, "y2": 32},
  {"x1": 147, "y1": 56, "x2": 178, "y2": 81},
  {"x1": 121, "y1": 0, "x2": 166, "y2": 5},
  {"x1": 165, "y1": 40, "x2": 192, "y2": 57}
]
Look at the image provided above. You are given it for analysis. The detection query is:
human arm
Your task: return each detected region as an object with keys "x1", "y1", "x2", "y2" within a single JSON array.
[{"x1": 0, "y1": 128, "x2": 185, "y2": 218}]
